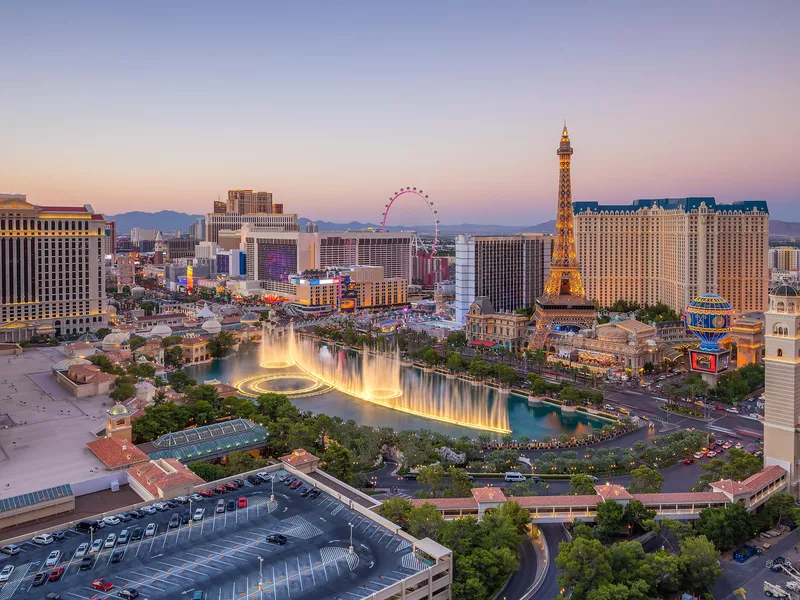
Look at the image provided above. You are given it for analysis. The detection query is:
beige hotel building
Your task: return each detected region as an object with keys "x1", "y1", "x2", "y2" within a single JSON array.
[
  {"x1": 573, "y1": 197, "x2": 769, "y2": 315},
  {"x1": 0, "y1": 195, "x2": 108, "y2": 341}
]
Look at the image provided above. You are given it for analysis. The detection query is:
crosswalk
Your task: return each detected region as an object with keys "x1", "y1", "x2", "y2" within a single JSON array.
[
  {"x1": 320, "y1": 546, "x2": 359, "y2": 571},
  {"x1": 401, "y1": 553, "x2": 427, "y2": 571},
  {"x1": 395, "y1": 540, "x2": 412, "y2": 553},
  {"x1": 280, "y1": 515, "x2": 323, "y2": 540},
  {"x1": 0, "y1": 562, "x2": 33, "y2": 600}
]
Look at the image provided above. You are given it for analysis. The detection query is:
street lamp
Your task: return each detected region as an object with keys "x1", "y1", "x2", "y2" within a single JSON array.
[
  {"x1": 259, "y1": 556, "x2": 263, "y2": 589},
  {"x1": 270, "y1": 476, "x2": 275, "y2": 503},
  {"x1": 348, "y1": 522, "x2": 354, "y2": 555},
  {"x1": 89, "y1": 526, "x2": 94, "y2": 548}
]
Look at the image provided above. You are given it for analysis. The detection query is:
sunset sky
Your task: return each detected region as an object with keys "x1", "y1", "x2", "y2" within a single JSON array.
[{"x1": 1, "y1": 1, "x2": 798, "y2": 224}]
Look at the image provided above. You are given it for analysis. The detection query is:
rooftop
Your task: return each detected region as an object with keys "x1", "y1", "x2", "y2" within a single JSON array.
[
  {"x1": 0, "y1": 484, "x2": 73, "y2": 514},
  {"x1": 573, "y1": 197, "x2": 769, "y2": 215},
  {"x1": 280, "y1": 448, "x2": 320, "y2": 468},
  {"x1": 86, "y1": 437, "x2": 149, "y2": 469},
  {"x1": 141, "y1": 418, "x2": 269, "y2": 462}
]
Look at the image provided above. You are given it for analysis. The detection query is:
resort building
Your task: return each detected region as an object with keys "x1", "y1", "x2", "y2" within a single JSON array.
[
  {"x1": 763, "y1": 284, "x2": 800, "y2": 495},
  {"x1": 455, "y1": 233, "x2": 552, "y2": 323},
  {"x1": 179, "y1": 333, "x2": 211, "y2": 364},
  {"x1": 0, "y1": 195, "x2": 109, "y2": 341},
  {"x1": 573, "y1": 198, "x2": 769, "y2": 314},
  {"x1": 550, "y1": 318, "x2": 666, "y2": 375},
  {"x1": 137, "y1": 419, "x2": 269, "y2": 463},
  {"x1": 289, "y1": 265, "x2": 408, "y2": 313},
  {"x1": 243, "y1": 228, "x2": 413, "y2": 296},
  {"x1": 731, "y1": 315, "x2": 765, "y2": 368},
  {"x1": 465, "y1": 296, "x2": 529, "y2": 353}
]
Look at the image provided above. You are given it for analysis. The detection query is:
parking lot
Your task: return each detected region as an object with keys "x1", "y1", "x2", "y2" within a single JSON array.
[{"x1": 0, "y1": 470, "x2": 423, "y2": 600}]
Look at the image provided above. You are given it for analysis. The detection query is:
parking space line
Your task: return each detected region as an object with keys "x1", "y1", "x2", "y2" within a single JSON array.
[{"x1": 115, "y1": 575, "x2": 167, "y2": 591}]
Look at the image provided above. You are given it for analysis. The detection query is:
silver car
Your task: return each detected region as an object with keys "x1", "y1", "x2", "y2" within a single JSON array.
[
  {"x1": 45, "y1": 550, "x2": 61, "y2": 567},
  {"x1": 74, "y1": 543, "x2": 89, "y2": 559},
  {"x1": 0, "y1": 565, "x2": 14, "y2": 583}
]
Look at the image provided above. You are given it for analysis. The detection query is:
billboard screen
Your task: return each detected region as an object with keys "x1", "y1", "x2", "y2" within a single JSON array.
[{"x1": 690, "y1": 349, "x2": 730, "y2": 373}]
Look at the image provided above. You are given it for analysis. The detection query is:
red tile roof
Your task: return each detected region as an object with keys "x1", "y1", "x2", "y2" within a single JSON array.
[
  {"x1": 127, "y1": 459, "x2": 205, "y2": 497},
  {"x1": 594, "y1": 483, "x2": 633, "y2": 501},
  {"x1": 86, "y1": 437, "x2": 149, "y2": 469},
  {"x1": 39, "y1": 206, "x2": 90, "y2": 212},
  {"x1": 281, "y1": 449, "x2": 320, "y2": 468},
  {"x1": 471, "y1": 487, "x2": 506, "y2": 503},
  {"x1": 712, "y1": 465, "x2": 786, "y2": 496},
  {"x1": 632, "y1": 492, "x2": 729, "y2": 504},
  {"x1": 513, "y1": 495, "x2": 601, "y2": 508},
  {"x1": 181, "y1": 337, "x2": 208, "y2": 346},
  {"x1": 409, "y1": 498, "x2": 478, "y2": 510}
]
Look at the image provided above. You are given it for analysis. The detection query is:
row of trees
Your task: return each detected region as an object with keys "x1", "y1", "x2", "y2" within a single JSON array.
[{"x1": 379, "y1": 498, "x2": 531, "y2": 600}]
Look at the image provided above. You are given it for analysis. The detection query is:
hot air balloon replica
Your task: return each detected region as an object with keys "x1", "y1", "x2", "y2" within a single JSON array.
[{"x1": 685, "y1": 293, "x2": 733, "y2": 385}]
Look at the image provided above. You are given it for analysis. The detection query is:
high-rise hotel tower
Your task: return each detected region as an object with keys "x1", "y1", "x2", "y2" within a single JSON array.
[{"x1": 0, "y1": 195, "x2": 108, "y2": 341}]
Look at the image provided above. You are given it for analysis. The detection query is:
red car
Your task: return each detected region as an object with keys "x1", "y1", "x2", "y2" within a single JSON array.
[
  {"x1": 683, "y1": 457, "x2": 694, "y2": 465},
  {"x1": 199, "y1": 489, "x2": 215, "y2": 498},
  {"x1": 214, "y1": 485, "x2": 227, "y2": 494},
  {"x1": 289, "y1": 480, "x2": 302, "y2": 490},
  {"x1": 238, "y1": 496, "x2": 247, "y2": 509},
  {"x1": 92, "y1": 578, "x2": 114, "y2": 591},
  {"x1": 49, "y1": 565, "x2": 65, "y2": 581},
  {"x1": 224, "y1": 482, "x2": 238, "y2": 491}
]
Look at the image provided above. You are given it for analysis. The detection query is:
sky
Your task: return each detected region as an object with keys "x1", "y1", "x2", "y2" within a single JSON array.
[{"x1": 1, "y1": 1, "x2": 798, "y2": 225}]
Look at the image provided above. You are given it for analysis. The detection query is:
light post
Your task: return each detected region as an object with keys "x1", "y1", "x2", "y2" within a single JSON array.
[
  {"x1": 270, "y1": 476, "x2": 275, "y2": 503},
  {"x1": 259, "y1": 556, "x2": 263, "y2": 589},
  {"x1": 89, "y1": 526, "x2": 94, "y2": 548},
  {"x1": 189, "y1": 498, "x2": 193, "y2": 523},
  {"x1": 348, "y1": 522, "x2": 354, "y2": 555}
]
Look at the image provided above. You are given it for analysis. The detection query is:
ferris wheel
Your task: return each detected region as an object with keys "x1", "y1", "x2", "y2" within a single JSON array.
[{"x1": 381, "y1": 187, "x2": 439, "y2": 255}]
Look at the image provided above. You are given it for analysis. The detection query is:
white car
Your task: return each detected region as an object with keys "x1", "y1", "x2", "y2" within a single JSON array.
[
  {"x1": 141, "y1": 505, "x2": 157, "y2": 515},
  {"x1": 104, "y1": 533, "x2": 117, "y2": 549},
  {"x1": 257, "y1": 471, "x2": 273, "y2": 481},
  {"x1": 145, "y1": 523, "x2": 157, "y2": 537},
  {"x1": 91, "y1": 539, "x2": 103, "y2": 554},
  {"x1": 193, "y1": 508, "x2": 205, "y2": 521},
  {"x1": 74, "y1": 543, "x2": 89, "y2": 559},
  {"x1": 32, "y1": 534, "x2": 54, "y2": 546},
  {"x1": 726, "y1": 407, "x2": 739, "y2": 413},
  {"x1": 153, "y1": 502, "x2": 169, "y2": 511},
  {"x1": 0, "y1": 544, "x2": 21, "y2": 556},
  {"x1": 102, "y1": 516, "x2": 120, "y2": 526},
  {"x1": 174, "y1": 496, "x2": 188, "y2": 504},
  {"x1": 0, "y1": 565, "x2": 14, "y2": 583},
  {"x1": 188, "y1": 494, "x2": 204, "y2": 502},
  {"x1": 45, "y1": 550, "x2": 61, "y2": 567}
]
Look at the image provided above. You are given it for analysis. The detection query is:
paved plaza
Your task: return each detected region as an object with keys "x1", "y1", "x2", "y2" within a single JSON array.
[{"x1": 0, "y1": 350, "x2": 116, "y2": 498}]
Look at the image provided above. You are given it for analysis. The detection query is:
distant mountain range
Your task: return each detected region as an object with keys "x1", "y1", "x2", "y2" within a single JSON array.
[{"x1": 106, "y1": 210, "x2": 800, "y2": 238}]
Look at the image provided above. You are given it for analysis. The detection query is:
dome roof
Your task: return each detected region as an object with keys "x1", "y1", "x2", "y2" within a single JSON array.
[
  {"x1": 687, "y1": 293, "x2": 733, "y2": 312},
  {"x1": 196, "y1": 304, "x2": 215, "y2": 319},
  {"x1": 52, "y1": 358, "x2": 91, "y2": 372},
  {"x1": 241, "y1": 311, "x2": 260, "y2": 324},
  {"x1": 202, "y1": 319, "x2": 222, "y2": 334},
  {"x1": 773, "y1": 284, "x2": 800, "y2": 298},
  {"x1": 77, "y1": 333, "x2": 98, "y2": 342},
  {"x1": 108, "y1": 402, "x2": 130, "y2": 416},
  {"x1": 150, "y1": 324, "x2": 173, "y2": 337}
]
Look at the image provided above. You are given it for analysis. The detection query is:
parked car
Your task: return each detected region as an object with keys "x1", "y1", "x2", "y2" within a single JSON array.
[
  {"x1": 289, "y1": 480, "x2": 302, "y2": 490},
  {"x1": 169, "y1": 514, "x2": 181, "y2": 529},
  {"x1": 199, "y1": 489, "x2": 214, "y2": 498},
  {"x1": 103, "y1": 515, "x2": 121, "y2": 526},
  {"x1": 193, "y1": 508, "x2": 205, "y2": 521},
  {"x1": 117, "y1": 513, "x2": 132, "y2": 522},
  {"x1": 182, "y1": 510, "x2": 191, "y2": 524},
  {"x1": 80, "y1": 556, "x2": 95, "y2": 570},
  {"x1": 309, "y1": 490, "x2": 321, "y2": 499},
  {"x1": 227, "y1": 500, "x2": 236, "y2": 512},
  {"x1": 118, "y1": 530, "x2": 129, "y2": 545},
  {"x1": 726, "y1": 407, "x2": 739, "y2": 413},
  {"x1": 214, "y1": 485, "x2": 227, "y2": 494},
  {"x1": 130, "y1": 527, "x2": 143, "y2": 541},
  {"x1": 45, "y1": 594, "x2": 63, "y2": 600},
  {"x1": 267, "y1": 534, "x2": 288, "y2": 545},
  {"x1": 144, "y1": 523, "x2": 157, "y2": 537},
  {"x1": 247, "y1": 474, "x2": 261, "y2": 485},
  {"x1": 91, "y1": 578, "x2": 114, "y2": 591},
  {"x1": 153, "y1": 502, "x2": 169, "y2": 511},
  {"x1": 129, "y1": 510, "x2": 144, "y2": 519},
  {"x1": 283, "y1": 476, "x2": 295, "y2": 486},
  {"x1": 278, "y1": 473, "x2": 288, "y2": 482},
  {"x1": 45, "y1": 550, "x2": 61, "y2": 567},
  {"x1": 49, "y1": 565, "x2": 65, "y2": 581},
  {"x1": 299, "y1": 487, "x2": 311, "y2": 496},
  {"x1": 191, "y1": 591, "x2": 206, "y2": 600},
  {"x1": 189, "y1": 493, "x2": 204, "y2": 502},
  {"x1": 736, "y1": 442, "x2": 744, "y2": 449},
  {"x1": 224, "y1": 482, "x2": 238, "y2": 491},
  {"x1": 110, "y1": 549, "x2": 124, "y2": 564},
  {"x1": 91, "y1": 539, "x2": 104, "y2": 554},
  {"x1": 238, "y1": 496, "x2": 247, "y2": 509},
  {"x1": 0, "y1": 565, "x2": 14, "y2": 583},
  {"x1": 52, "y1": 530, "x2": 66, "y2": 540},
  {"x1": 32, "y1": 534, "x2": 54, "y2": 545},
  {"x1": 1, "y1": 544, "x2": 21, "y2": 556},
  {"x1": 33, "y1": 572, "x2": 48, "y2": 586},
  {"x1": 216, "y1": 500, "x2": 226, "y2": 514},
  {"x1": 174, "y1": 496, "x2": 189, "y2": 504},
  {"x1": 257, "y1": 472, "x2": 272, "y2": 482},
  {"x1": 708, "y1": 451, "x2": 717, "y2": 458},
  {"x1": 104, "y1": 534, "x2": 117, "y2": 549},
  {"x1": 119, "y1": 589, "x2": 140, "y2": 599},
  {"x1": 232, "y1": 479, "x2": 246, "y2": 487},
  {"x1": 683, "y1": 457, "x2": 694, "y2": 464},
  {"x1": 164, "y1": 500, "x2": 179, "y2": 509},
  {"x1": 140, "y1": 505, "x2": 157, "y2": 515}
]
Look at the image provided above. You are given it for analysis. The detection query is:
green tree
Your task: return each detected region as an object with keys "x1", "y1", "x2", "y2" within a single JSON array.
[
  {"x1": 695, "y1": 502, "x2": 754, "y2": 551},
  {"x1": 128, "y1": 335, "x2": 146, "y2": 351},
  {"x1": 95, "y1": 327, "x2": 112, "y2": 338},
  {"x1": 109, "y1": 381, "x2": 136, "y2": 402},
  {"x1": 622, "y1": 500, "x2": 656, "y2": 533},
  {"x1": 493, "y1": 363, "x2": 519, "y2": 385},
  {"x1": 184, "y1": 384, "x2": 219, "y2": 405},
  {"x1": 164, "y1": 346, "x2": 184, "y2": 368},
  {"x1": 569, "y1": 474, "x2": 598, "y2": 496},
  {"x1": 379, "y1": 498, "x2": 414, "y2": 530},
  {"x1": 556, "y1": 537, "x2": 614, "y2": 600},
  {"x1": 445, "y1": 352, "x2": 465, "y2": 372},
  {"x1": 759, "y1": 492, "x2": 800, "y2": 529},
  {"x1": 408, "y1": 502, "x2": 444, "y2": 540},
  {"x1": 446, "y1": 330, "x2": 466, "y2": 347},
  {"x1": 416, "y1": 464, "x2": 447, "y2": 498},
  {"x1": 445, "y1": 467, "x2": 474, "y2": 498},
  {"x1": 167, "y1": 370, "x2": 196, "y2": 393},
  {"x1": 468, "y1": 358, "x2": 493, "y2": 379},
  {"x1": 595, "y1": 500, "x2": 625, "y2": 541},
  {"x1": 208, "y1": 331, "x2": 237, "y2": 358},
  {"x1": 321, "y1": 442, "x2": 354, "y2": 485},
  {"x1": 693, "y1": 448, "x2": 763, "y2": 491},
  {"x1": 420, "y1": 348, "x2": 444, "y2": 366},
  {"x1": 679, "y1": 535, "x2": 723, "y2": 593},
  {"x1": 627, "y1": 465, "x2": 664, "y2": 494}
]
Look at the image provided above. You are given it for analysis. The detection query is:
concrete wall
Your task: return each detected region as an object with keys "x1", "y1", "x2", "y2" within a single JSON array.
[{"x1": 71, "y1": 472, "x2": 128, "y2": 497}]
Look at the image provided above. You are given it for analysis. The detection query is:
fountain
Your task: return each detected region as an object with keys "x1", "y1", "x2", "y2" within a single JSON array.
[{"x1": 244, "y1": 324, "x2": 511, "y2": 434}]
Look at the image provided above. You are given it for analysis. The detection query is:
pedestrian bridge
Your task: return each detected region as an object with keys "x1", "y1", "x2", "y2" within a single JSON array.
[{"x1": 410, "y1": 464, "x2": 788, "y2": 523}]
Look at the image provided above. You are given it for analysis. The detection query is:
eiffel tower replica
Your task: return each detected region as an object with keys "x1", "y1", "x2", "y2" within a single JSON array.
[{"x1": 529, "y1": 125, "x2": 596, "y2": 350}]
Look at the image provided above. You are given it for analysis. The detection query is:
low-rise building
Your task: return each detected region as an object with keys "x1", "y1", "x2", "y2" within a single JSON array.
[
  {"x1": 180, "y1": 333, "x2": 211, "y2": 364},
  {"x1": 127, "y1": 458, "x2": 206, "y2": 500},
  {"x1": 54, "y1": 363, "x2": 118, "y2": 398},
  {"x1": 465, "y1": 297, "x2": 528, "y2": 353},
  {"x1": 289, "y1": 265, "x2": 408, "y2": 313}
]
